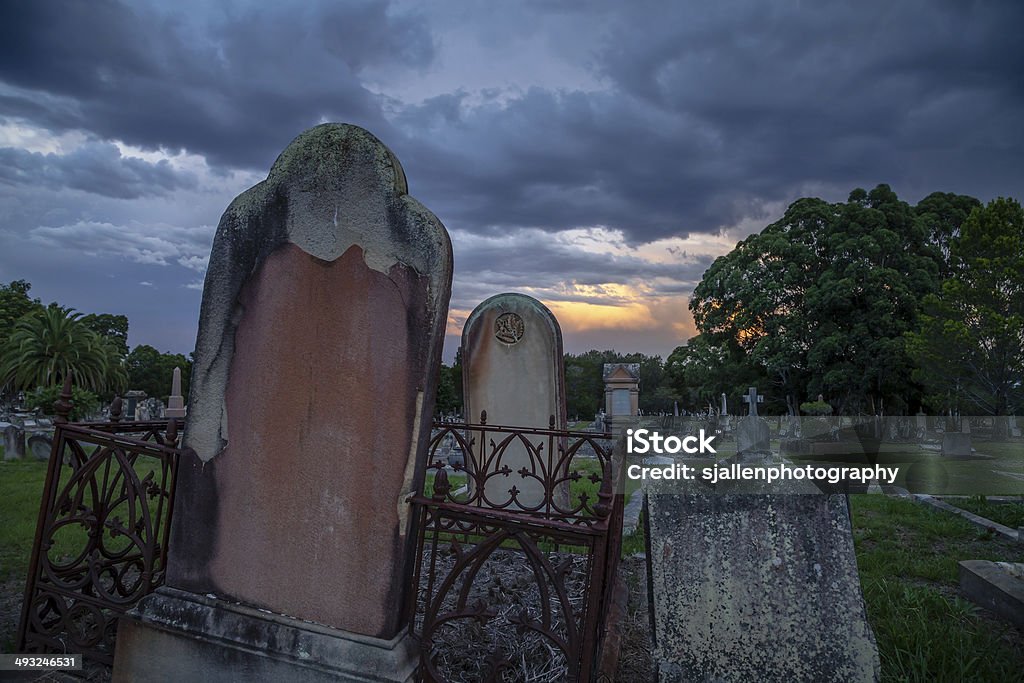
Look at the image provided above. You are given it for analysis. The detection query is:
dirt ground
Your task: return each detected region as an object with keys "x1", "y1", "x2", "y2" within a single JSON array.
[{"x1": 1, "y1": 558, "x2": 655, "y2": 682}]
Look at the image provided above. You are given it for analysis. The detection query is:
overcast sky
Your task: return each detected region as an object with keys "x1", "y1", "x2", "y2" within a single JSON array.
[{"x1": 1, "y1": 0, "x2": 1021, "y2": 362}]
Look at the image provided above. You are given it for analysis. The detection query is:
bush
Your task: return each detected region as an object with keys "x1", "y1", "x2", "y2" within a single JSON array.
[
  {"x1": 26, "y1": 385, "x2": 100, "y2": 422},
  {"x1": 800, "y1": 399, "x2": 833, "y2": 416}
]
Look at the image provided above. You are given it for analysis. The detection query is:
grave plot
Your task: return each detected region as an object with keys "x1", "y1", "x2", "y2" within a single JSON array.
[{"x1": 408, "y1": 419, "x2": 621, "y2": 682}]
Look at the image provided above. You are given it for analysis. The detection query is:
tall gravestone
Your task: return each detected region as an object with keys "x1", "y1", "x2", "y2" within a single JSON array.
[
  {"x1": 462, "y1": 293, "x2": 566, "y2": 507},
  {"x1": 113, "y1": 124, "x2": 452, "y2": 682}
]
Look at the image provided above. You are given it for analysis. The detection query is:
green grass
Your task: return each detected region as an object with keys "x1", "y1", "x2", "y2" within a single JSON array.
[
  {"x1": 942, "y1": 495, "x2": 1024, "y2": 530},
  {"x1": 0, "y1": 460, "x2": 48, "y2": 583},
  {"x1": 0, "y1": 460, "x2": 49, "y2": 652},
  {"x1": 850, "y1": 494, "x2": 1024, "y2": 682},
  {"x1": 786, "y1": 439, "x2": 1024, "y2": 496}
]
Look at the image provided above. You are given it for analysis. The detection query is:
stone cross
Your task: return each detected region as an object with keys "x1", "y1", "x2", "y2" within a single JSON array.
[{"x1": 742, "y1": 386, "x2": 763, "y2": 417}]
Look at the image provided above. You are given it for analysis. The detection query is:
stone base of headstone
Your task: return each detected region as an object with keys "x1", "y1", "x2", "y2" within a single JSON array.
[
  {"x1": 113, "y1": 587, "x2": 417, "y2": 683},
  {"x1": 941, "y1": 432, "x2": 973, "y2": 458},
  {"x1": 958, "y1": 561, "x2": 1024, "y2": 630},
  {"x1": 645, "y1": 490, "x2": 880, "y2": 682}
]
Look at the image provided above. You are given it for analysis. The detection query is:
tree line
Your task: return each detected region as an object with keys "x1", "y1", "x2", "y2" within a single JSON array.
[
  {"x1": 0, "y1": 280, "x2": 190, "y2": 417},
  {"x1": 684, "y1": 186, "x2": 1022, "y2": 418},
  {"x1": 436, "y1": 186, "x2": 1023, "y2": 422}
]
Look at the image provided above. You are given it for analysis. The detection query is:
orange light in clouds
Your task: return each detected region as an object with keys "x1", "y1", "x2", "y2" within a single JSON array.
[{"x1": 544, "y1": 300, "x2": 659, "y2": 331}]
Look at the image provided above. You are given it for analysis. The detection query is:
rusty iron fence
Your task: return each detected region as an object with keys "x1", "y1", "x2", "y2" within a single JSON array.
[
  {"x1": 409, "y1": 415, "x2": 623, "y2": 682},
  {"x1": 16, "y1": 403, "x2": 183, "y2": 665}
]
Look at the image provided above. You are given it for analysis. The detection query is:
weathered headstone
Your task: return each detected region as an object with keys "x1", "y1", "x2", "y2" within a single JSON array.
[
  {"x1": 603, "y1": 362, "x2": 640, "y2": 431},
  {"x1": 646, "y1": 488, "x2": 880, "y2": 681},
  {"x1": 113, "y1": 123, "x2": 452, "y2": 683},
  {"x1": 27, "y1": 433, "x2": 53, "y2": 461},
  {"x1": 2, "y1": 423, "x2": 25, "y2": 461},
  {"x1": 736, "y1": 388, "x2": 770, "y2": 457},
  {"x1": 942, "y1": 432, "x2": 973, "y2": 459},
  {"x1": 1010, "y1": 414, "x2": 1021, "y2": 438},
  {"x1": 462, "y1": 293, "x2": 565, "y2": 507},
  {"x1": 123, "y1": 390, "x2": 146, "y2": 421}
]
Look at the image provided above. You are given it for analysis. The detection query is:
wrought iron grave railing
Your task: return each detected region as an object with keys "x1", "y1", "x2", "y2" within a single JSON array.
[
  {"x1": 16, "y1": 417, "x2": 183, "y2": 665},
  {"x1": 408, "y1": 416, "x2": 623, "y2": 682}
]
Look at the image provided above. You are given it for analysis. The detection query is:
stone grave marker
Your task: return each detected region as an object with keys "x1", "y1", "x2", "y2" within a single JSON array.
[
  {"x1": 113, "y1": 123, "x2": 452, "y2": 683},
  {"x1": 27, "y1": 433, "x2": 53, "y2": 461},
  {"x1": 165, "y1": 367, "x2": 186, "y2": 418},
  {"x1": 123, "y1": 390, "x2": 146, "y2": 420},
  {"x1": 736, "y1": 386, "x2": 770, "y2": 457},
  {"x1": 645, "y1": 486, "x2": 881, "y2": 681},
  {"x1": 2, "y1": 423, "x2": 25, "y2": 460},
  {"x1": 462, "y1": 293, "x2": 566, "y2": 507},
  {"x1": 942, "y1": 431, "x2": 973, "y2": 458}
]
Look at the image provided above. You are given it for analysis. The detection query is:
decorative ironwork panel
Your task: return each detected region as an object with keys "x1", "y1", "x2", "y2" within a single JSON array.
[
  {"x1": 410, "y1": 421, "x2": 622, "y2": 682},
  {"x1": 16, "y1": 420, "x2": 183, "y2": 665}
]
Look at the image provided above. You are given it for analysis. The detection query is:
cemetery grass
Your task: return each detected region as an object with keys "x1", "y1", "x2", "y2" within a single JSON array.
[
  {"x1": 0, "y1": 460, "x2": 44, "y2": 652},
  {"x1": 850, "y1": 494, "x2": 1024, "y2": 682},
  {"x1": 941, "y1": 495, "x2": 1024, "y2": 529}
]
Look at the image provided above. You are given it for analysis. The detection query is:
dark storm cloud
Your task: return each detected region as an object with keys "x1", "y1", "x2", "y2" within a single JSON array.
[
  {"x1": 0, "y1": 141, "x2": 195, "y2": 198},
  {"x1": 388, "y1": 0, "x2": 1024, "y2": 243},
  {"x1": 0, "y1": 0, "x2": 434, "y2": 169}
]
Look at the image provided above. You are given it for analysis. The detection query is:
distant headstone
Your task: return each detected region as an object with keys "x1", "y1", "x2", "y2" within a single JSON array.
[
  {"x1": 646, "y1": 489, "x2": 880, "y2": 681},
  {"x1": 941, "y1": 432, "x2": 973, "y2": 459},
  {"x1": 27, "y1": 433, "x2": 53, "y2": 461},
  {"x1": 114, "y1": 123, "x2": 452, "y2": 683},
  {"x1": 123, "y1": 390, "x2": 146, "y2": 421},
  {"x1": 603, "y1": 363, "x2": 640, "y2": 431},
  {"x1": 736, "y1": 416, "x2": 771, "y2": 457},
  {"x1": 1009, "y1": 415, "x2": 1021, "y2": 438},
  {"x1": 165, "y1": 367, "x2": 186, "y2": 418},
  {"x1": 462, "y1": 293, "x2": 565, "y2": 507},
  {"x1": 2, "y1": 423, "x2": 25, "y2": 461}
]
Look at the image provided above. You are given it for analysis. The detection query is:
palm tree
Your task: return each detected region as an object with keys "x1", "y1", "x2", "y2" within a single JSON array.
[{"x1": 0, "y1": 306, "x2": 127, "y2": 393}]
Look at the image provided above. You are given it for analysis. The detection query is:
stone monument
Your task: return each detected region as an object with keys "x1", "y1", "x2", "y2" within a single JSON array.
[
  {"x1": 603, "y1": 362, "x2": 640, "y2": 431},
  {"x1": 2, "y1": 423, "x2": 25, "y2": 461},
  {"x1": 113, "y1": 123, "x2": 452, "y2": 682},
  {"x1": 461, "y1": 293, "x2": 565, "y2": 507},
  {"x1": 164, "y1": 367, "x2": 186, "y2": 418},
  {"x1": 736, "y1": 386, "x2": 770, "y2": 457}
]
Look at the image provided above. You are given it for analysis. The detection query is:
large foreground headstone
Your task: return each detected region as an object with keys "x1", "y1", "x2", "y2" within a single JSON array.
[
  {"x1": 646, "y1": 484, "x2": 880, "y2": 681},
  {"x1": 113, "y1": 123, "x2": 452, "y2": 683}
]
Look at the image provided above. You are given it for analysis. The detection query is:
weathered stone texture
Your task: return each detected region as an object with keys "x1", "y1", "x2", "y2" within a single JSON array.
[
  {"x1": 462, "y1": 293, "x2": 565, "y2": 506},
  {"x1": 163, "y1": 122, "x2": 452, "y2": 640},
  {"x1": 646, "y1": 490, "x2": 880, "y2": 682}
]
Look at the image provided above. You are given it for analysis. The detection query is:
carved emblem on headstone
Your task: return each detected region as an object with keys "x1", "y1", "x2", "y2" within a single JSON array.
[{"x1": 494, "y1": 312, "x2": 525, "y2": 344}]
